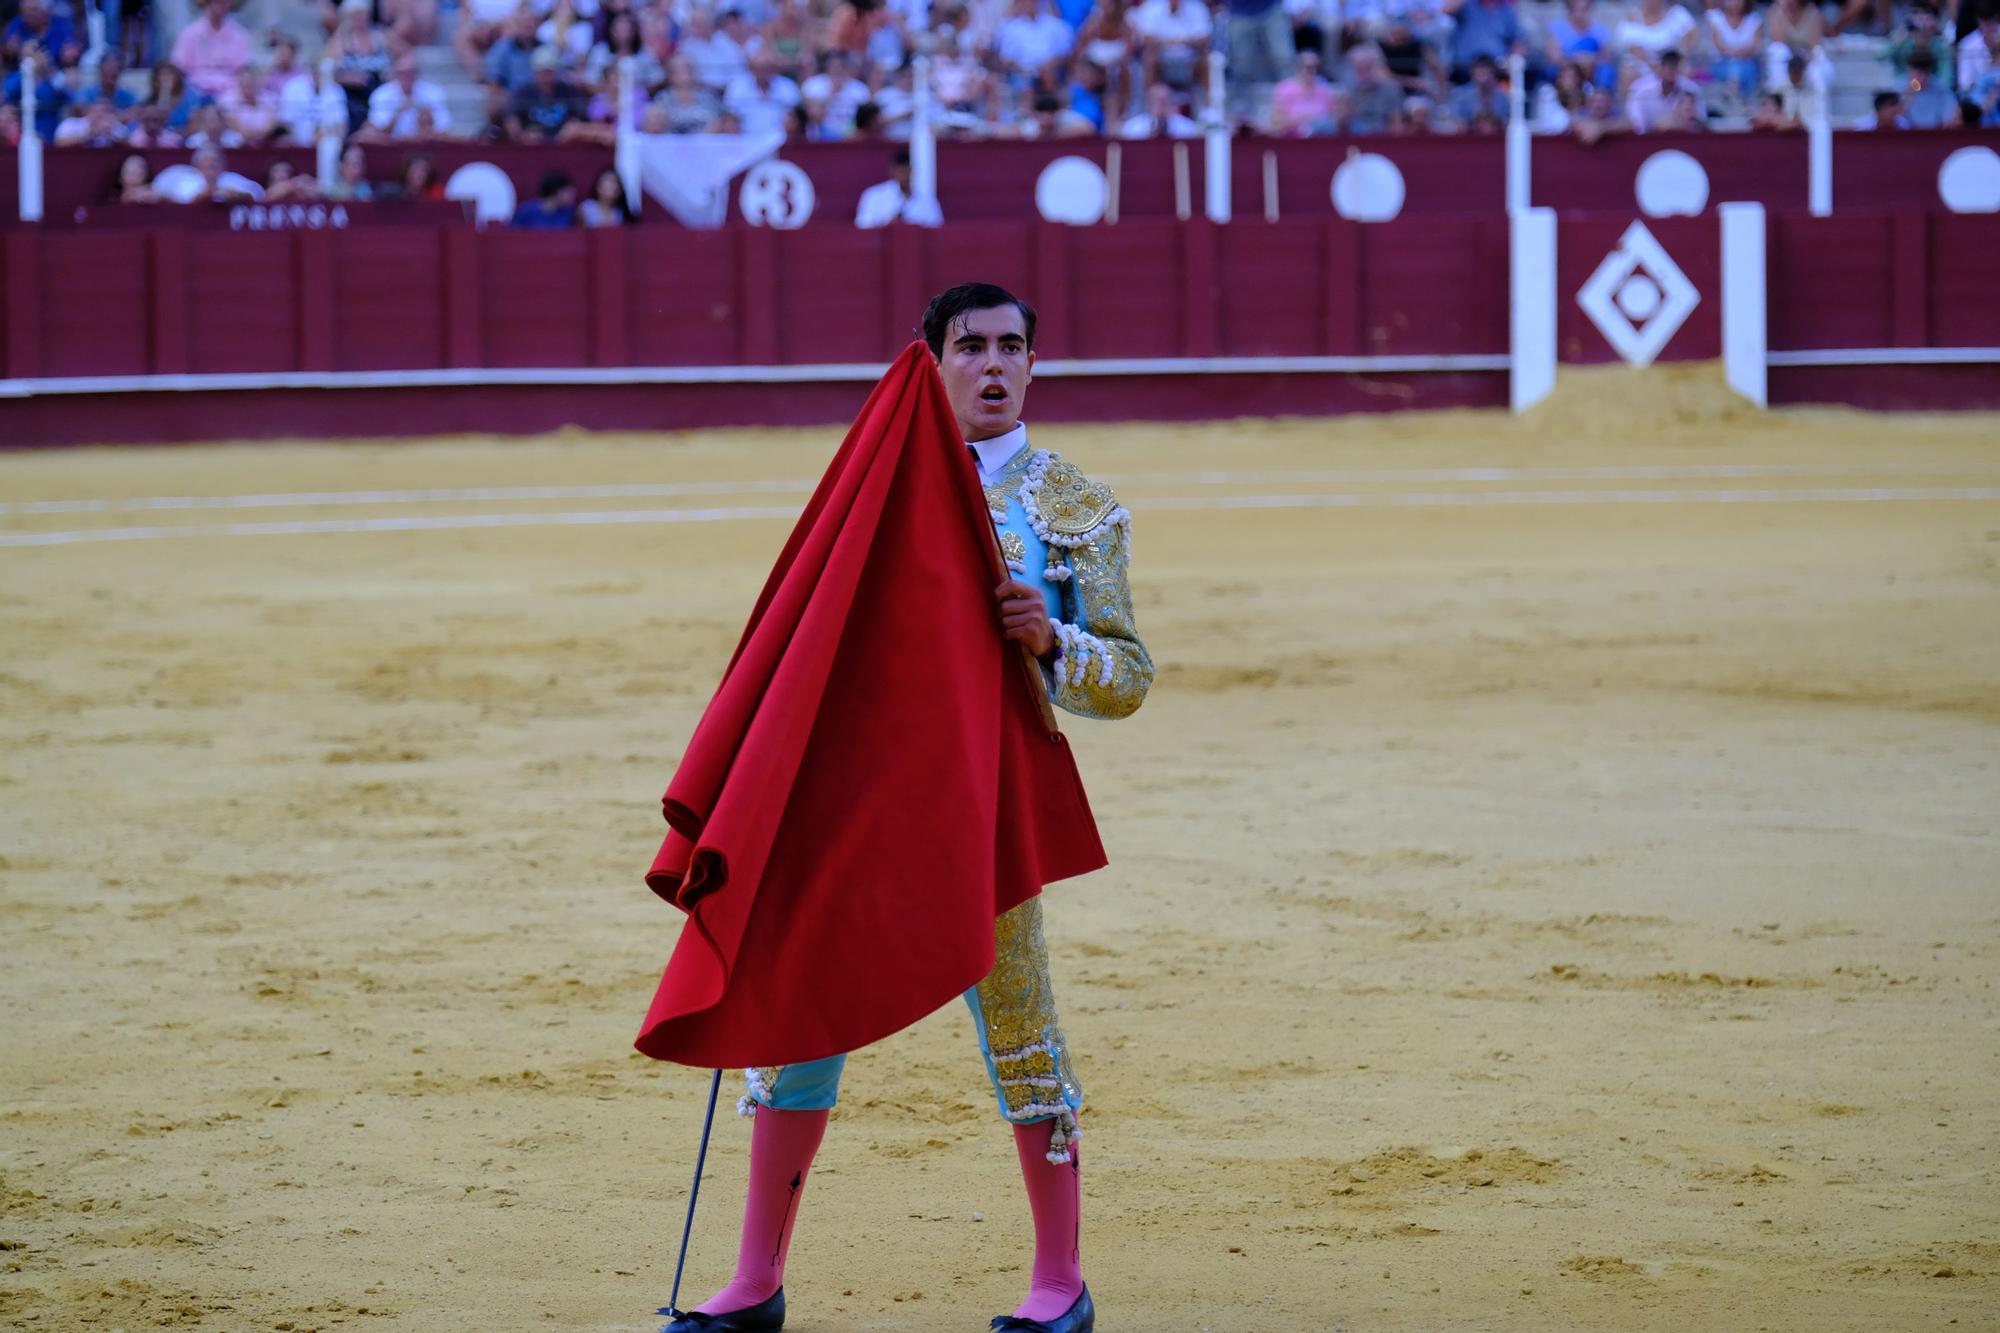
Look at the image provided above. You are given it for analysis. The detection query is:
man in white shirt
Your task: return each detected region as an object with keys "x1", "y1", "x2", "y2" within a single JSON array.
[
  {"x1": 800, "y1": 50, "x2": 871, "y2": 134},
  {"x1": 1624, "y1": 49, "x2": 1705, "y2": 131},
  {"x1": 854, "y1": 148, "x2": 945, "y2": 227},
  {"x1": 1119, "y1": 80, "x2": 1202, "y2": 135},
  {"x1": 1958, "y1": 11, "x2": 1998, "y2": 93},
  {"x1": 680, "y1": 7, "x2": 749, "y2": 92},
  {"x1": 367, "y1": 54, "x2": 454, "y2": 139},
  {"x1": 1130, "y1": 0, "x2": 1212, "y2": 90},
  {"x1": 724, "y1": 50, "x2": 801, "y2": 135},
  {"x1": 995, "y1": 0, "x2": 1075, "y2": 86}
]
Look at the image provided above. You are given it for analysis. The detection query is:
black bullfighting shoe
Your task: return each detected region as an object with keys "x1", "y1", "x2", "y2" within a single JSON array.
[
  {"x1": 989, "y1": 1287, "x2": 1095, "y2": 1333},
  {"x1": 656, "y1": 1289, "x2": 785, "y2": 1332}
]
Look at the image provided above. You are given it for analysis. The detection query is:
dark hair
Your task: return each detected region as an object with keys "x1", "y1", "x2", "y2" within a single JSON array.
[
  {"x1": 921, "y1": 283, "x2": 1037, "y2": 357},
  {"x1": 1659, "y1": 48, "x2": 1682, "y2": 64},
  {"x1": 400, "y1": 151, "x2": 436, "y2": 188},
  {"x1": 854, "y1": 100, "x2": 882, "y2": 133},
  {"x1": 538, "y1": 169, "x2": 574, "y2": 198},
  {"x1": 1032, "y1": 92, "x2": 1061, "y2": 113},
  {"x1": 892, "y1": 145, "x2": 912, "y2": 166},
  {"x1": 1908, "y1": 48, "x2": 1936, "y2": 70},
  {"x1": 1873, "y1": 89, "x2": 1901, "y2": 110}
]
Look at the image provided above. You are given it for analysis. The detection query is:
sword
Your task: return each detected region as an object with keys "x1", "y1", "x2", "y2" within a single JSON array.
[{"x1": 659, "y1": 1067, "x2": 724, "y2": 1321}]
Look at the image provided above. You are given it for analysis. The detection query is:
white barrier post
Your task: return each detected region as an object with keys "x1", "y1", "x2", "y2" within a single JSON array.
[
  {"x1": 1806, "y1": 82, "x2": 1832, "y2": 216},
  {"x1": 316, "y1": 57, "x2": 340, "y2": 185},
  {"x1": 1204, "y1": 50, "x2": 1230, "y2": 222},
  {"x1": 19, "y1": 52, "x2": 43, "y2": 223},
  {"x1": 1719, "y1": 201, "x2": 1768, "y2": 407},
  {"x1": 1509, "y1": 205, "x2": 1556, "y2": 411},
  {"x1": 911, "y1": 54, "x2": 937, "y2": 209},
  {"x1": 615, "y1": 55, "x2": 641, "y2": 212},
  {"x1": 1505, "y1": 52, "x2": 1529, "y2": 215}
]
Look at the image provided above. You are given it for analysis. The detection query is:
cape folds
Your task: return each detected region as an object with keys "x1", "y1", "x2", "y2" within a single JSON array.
[{"x1": 636, "y1": 343, "x2": 1107, "y2": 1069}]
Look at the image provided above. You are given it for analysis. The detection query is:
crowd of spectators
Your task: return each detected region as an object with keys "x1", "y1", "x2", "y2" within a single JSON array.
[{"x1": 3, "y1": 0, "x2": 1998, "y2": 163}]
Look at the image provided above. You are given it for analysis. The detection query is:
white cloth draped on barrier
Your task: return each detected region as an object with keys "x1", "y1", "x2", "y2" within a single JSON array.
[{"x1": 634, "y1": 132, "x2": 786, "y2": 228}]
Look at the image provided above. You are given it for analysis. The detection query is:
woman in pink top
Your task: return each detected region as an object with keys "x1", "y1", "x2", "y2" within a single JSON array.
[{"x1": 1270, "y1": 49, "x2": 1337, "y2": 134}]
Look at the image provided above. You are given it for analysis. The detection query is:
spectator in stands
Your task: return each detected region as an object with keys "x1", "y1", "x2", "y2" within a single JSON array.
[
  {"x1": 1859, "y1": 87, "x2": 1904, "y2": 127},
  {"x1": 1223, "y1": 0, "x2": 1294, "y2": 122},
  {"x1": 182, "y1": 100, "x2": 241, "y2": 147},
  {"x1": 1749, "y1": 88, "x2": 1796, "y2": 128},
  {"x1": 1571, "y1": 81, "x2": 1628, "y2": 139},
  {"x1": 1891, "y1": 4, "x2": 1953, "y2": 89},
  {"x1": 1616, "y1": 0, "x2": 1698, "y2": 80},
  {"x1": 455, "y1": 0, "x2": 519, "y2": 76},
  {"x1": 509, "y1": 46, "x2": 588, "y2": 138},
  {"x1": 1543, "y1": 0, "x2": 1614, "y2": 91},
  {"x1": 53, "y1": 100, "x2": 132, "y2": 146},
  {"x1": 1533, "y1": 58, "x2": 1587, "y2": 131},
  {"x1": 1017, "y1": 88, "x2": 1096, "y2": 134},
  {"x1": 1119, "y1": 79, "x2": 1200, "y2": 134},
  {"x1": 367, "y1": 51, "x2": 452, "y2": 137},
  {"x1": 538, "y1": 0, "x2": 596, "y2": 69},
  {"x1": 1902, "y1": 48, "x2": 1963, "y2": 123},
  {"x1": 1973, "y1": 63, "x2": 2000, "y2": 124},
  {"x1": 1345, "y1": 42, "x2": 1405, "y2": 132},
  {"x1": 680, "y1": 9, "x2": 750, "y2": 93},
  {"x1": 385, "y1": 0, "x2": 441, "y2": 53},
  {"x1": 328, "y1": 0, "x2": 394, "y2": 132},
  {"x1": 1075, "y1": 0, "x2": 1136, "y2": 124},
  {"x1": 511, "y1": 168, "x2": 579, "y2": 226},
  {"x1": 116, "y1": 153, "x2": 161, "y2": 200},
  {"x1": 5, "y1": 0, "x2": 81, "y2": 71},
  {"x1": 1269, "y1": 48, "x2": 1336, "y2": 133},
  {"x1": 171, "y1": 0, "x2": 253, "y2": 100},
  {"x1": 0, "y1": 105, "x2": 20, "y2": 147},
  {"x1": 654, "y1": 55, "x2": 721, "y2": 129},
  {"x1": 1307, "y1": 86, "x2": 1359, "y2": 133},
  {"x1": 264, "y1": 158, "x2": 322, "y2": 200},
  {"x1": 1132, "y1": 0, "x2": 1212, "y2": 97},
  {"x1": 189, "y1": 143, "x2": 257, "y2": 201},
  {"x1": 263, "y1": 34, "x2": 304, "y2": 100},
  {"x1": 1376, "y1": 16, "x2": 1444, "y2": 98},
  {"x1": 218, "y1": 64, "x2": 281, "y2": 140},
  {"x1": 1442, "y1": 0, "x2": 1524, "y2": 84},
  {"x1": 766, "y1": 0, "x2": 821, "y2": 82},
  {"x1": 801, "y1": 48, "x2": 870, "y2": 133},
  {"x1": 325, "y1": 141, "x2": 377, "y2": 198},
  {"x1": 6, "y1": 47, "x2": 71, "y2": 140},
  {"x1": 581, "y1": 166, "x2": 635, "y2": 224},
  {"x1": 585, "y1": 12, "x2": 665, "y2": 101},
  {"x1": 1772, "y1": 50, "x2": 1828, "y2": 119},
  {"x1": 995, "y1": 0, "x2": 1074, "y2": 91},
  {"x1": 390, "y1": 151, "x2": 444, "y2": 198},
  {"x1": 143, "y1": 62, "x2": 206, "y2": 134},
  {"x1": 1396, "y1": 92, "x2": 1437, "y2": 132},
  {"x1": 854, "y1": 146, "x2": 942, "y2": 226},
  {"x1": 74, "y1": 55, "x2": 139, "y2": 119},
  {"x1": 827, "y1": 0, "x2": 898, "y2": 70},
  {"x1": 1705, "y1": 0, "x2": 1765, "y2": 105},
  {"x1": 1764, "y1": 0, "x2": 1825, "y2": 90},
  {"x1": 724, "y1": 49, "x2": 801, "y2": 133},
  {"x1": 1447, "y1": 52, "x2": 1507, "y2": 123},
  {"x1": 1957, "y1": 10, "x2": 1999, "y2": 95},
  {"x1": 1626, "y1": 48, "x2": 1704, "y2": 129},
  {"x1": 484, "y1": 6, "x2": 543, "y2": 94}
]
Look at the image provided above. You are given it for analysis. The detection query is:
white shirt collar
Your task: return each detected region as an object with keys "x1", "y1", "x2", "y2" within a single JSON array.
[{"x1": 969, "y1": 422, "x2": 1029, "y2": 482}]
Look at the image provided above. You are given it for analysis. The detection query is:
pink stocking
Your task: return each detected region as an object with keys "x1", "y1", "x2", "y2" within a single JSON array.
[
  {"x1": 696, "y1": 1106, "x2": 828, "y2": 1313},
  {"x1": 1011, "y1": 1119, "x2": 1085, "y2": 1321}
]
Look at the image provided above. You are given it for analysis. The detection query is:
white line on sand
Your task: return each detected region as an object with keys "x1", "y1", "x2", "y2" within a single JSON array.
[
  {"x1": 5, "y1": 488, "x2": 1996, "y2": 549},
  {"x1": 8, "y1": 462, "x2": 2000, "y2": 517}
]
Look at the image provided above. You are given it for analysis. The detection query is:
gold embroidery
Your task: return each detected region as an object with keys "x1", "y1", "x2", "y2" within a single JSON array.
[
  {"x1": 983, "y1": 483, "x2": 1012, "y2": 516},
  {"x1": 999, "y1": 530, "x2": 1028, "y2": 567},
  {"x1": 976, "y1": 898, "x2": 1082, "y2": 1119},
  {"x1": 1038, "y1": 461, "x2": 1121, "y2": 538}
]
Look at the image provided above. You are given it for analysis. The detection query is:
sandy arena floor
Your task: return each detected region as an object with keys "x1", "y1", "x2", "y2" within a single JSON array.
[{"x1": 2, "y1": 368, "x2": 1997, "y2": 1332}]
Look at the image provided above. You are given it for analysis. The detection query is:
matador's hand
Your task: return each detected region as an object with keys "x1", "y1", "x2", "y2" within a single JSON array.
[{"x1": 994, "y1": 578, "x2": 1057, "y2": 660}]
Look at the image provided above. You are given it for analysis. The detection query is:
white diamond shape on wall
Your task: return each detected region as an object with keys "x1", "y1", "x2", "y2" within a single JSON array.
[{"x1": 1576, "y1": 221, "x2": 1700, "y2": 367}]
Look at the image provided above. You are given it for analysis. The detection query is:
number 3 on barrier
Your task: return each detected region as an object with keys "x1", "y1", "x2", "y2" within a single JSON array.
[{"x1": 739, "y1": 161, "x2": 816, "y2": 230}]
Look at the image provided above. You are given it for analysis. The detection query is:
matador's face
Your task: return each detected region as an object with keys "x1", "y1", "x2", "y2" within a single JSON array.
[{"x1": 936, "y1": 305, "x2": 1035, "y2": 444}]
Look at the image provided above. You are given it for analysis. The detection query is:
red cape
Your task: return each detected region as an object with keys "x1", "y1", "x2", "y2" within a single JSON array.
[{"x1": 635, "y1": 343, "x2": 1107, "y2": 1069}]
